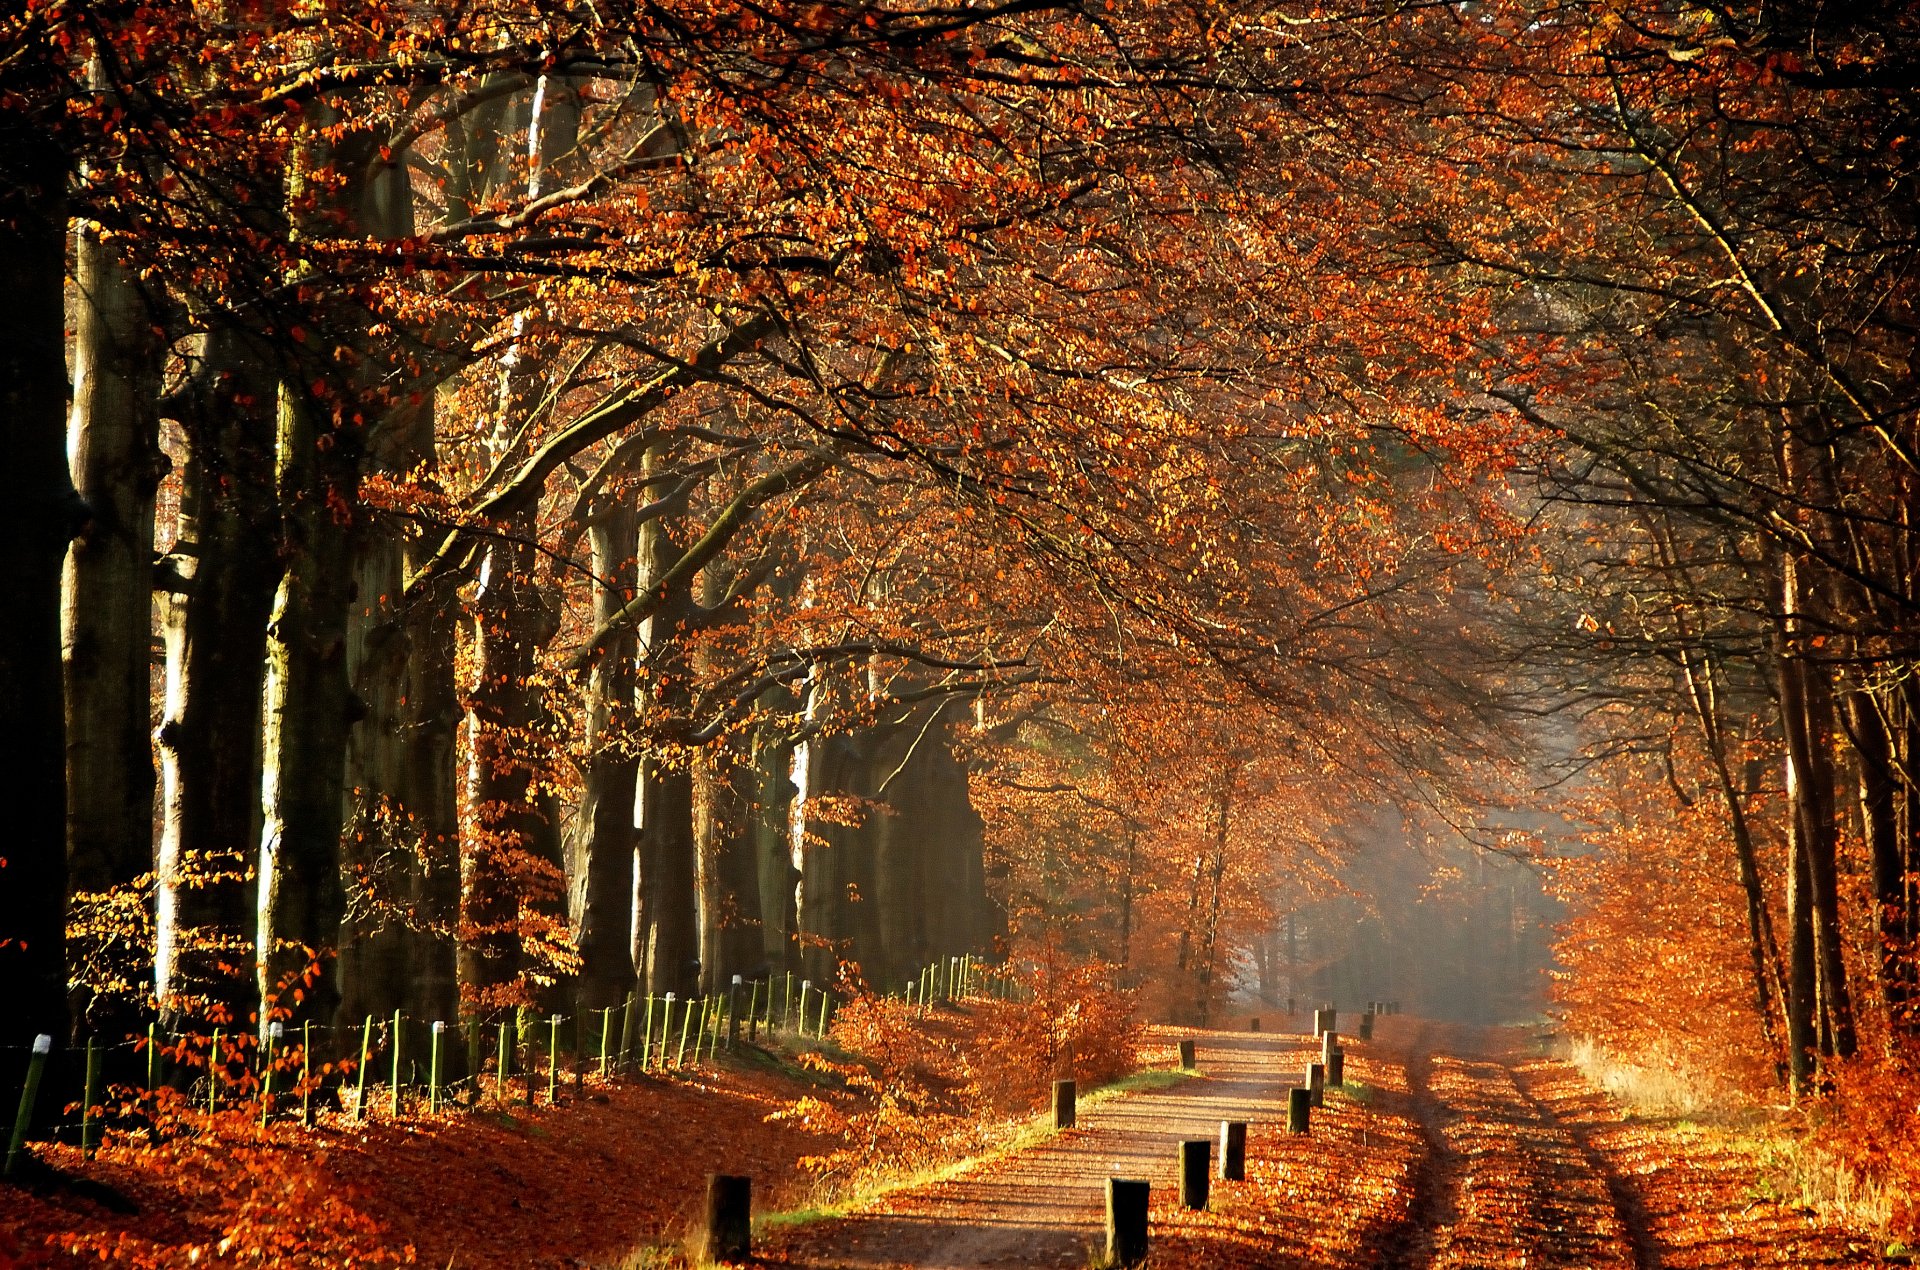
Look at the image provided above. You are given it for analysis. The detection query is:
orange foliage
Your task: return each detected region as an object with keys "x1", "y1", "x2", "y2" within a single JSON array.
[
  {"x1": 1548, "y1": 753, "x2": 1779, "y2": 1096},
  {"x1": 966, "y1": 954, "x2": 1140, "y2": 1114}
]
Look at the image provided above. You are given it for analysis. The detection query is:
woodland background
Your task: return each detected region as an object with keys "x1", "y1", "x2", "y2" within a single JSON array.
[{"x1": 0, "y1": 0, "x2": 1914, "y2": 1219}]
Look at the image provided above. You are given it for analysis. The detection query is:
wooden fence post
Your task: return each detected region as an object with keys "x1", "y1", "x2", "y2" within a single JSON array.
[
  {"x1": 1328, "y1": 1047, "x2": 1345, "y2": 1088},
  {"x1": 1179, "y1": 1139, "x2": 1210, "y2": 1210},
  {"x1": 728, "y1": 976, "x2": 743, "y2": 1051},
  {"x1": 357, "y1": 1015, "x2": 373, "y2": 1119},
  {"x1": 1218, "y1": 1121, "x2": 1246, "y2": 1180},
  {"x1": 4, "y1": 1034, "x2": 52, "y2": 1179},
  {"x1": 1053, "y1": 1079, "x2": 1077, "y2": 1129},
  {"x1": 1358, "y1": 1013, "x2": 1374, "y2": 1042},
  {"x1": 1321, "y1": 1030, "x2": 1339, "y2": 1067},
  {"x1": 390, "y1": 1009, "x2": 403, "y2": 1118},
  {"x1": 1313, "y1": 1006, "x2": 1336, "y2": 1038},
  {"x1": 429, "y1": 1021, "x2": 444, "y2": 1114},
  {"x1": 1176, "y1": 1039, "x2": 1196, "y2": 1069},
  {"x1": 1105, "y1": 1178, "x2": 1149, "y2": 1267},
  {"x1": 705, "y1": 1173, "x2": 752, "y2": 1261},
  {"x1": 1307, "y1": 1061, "x2": 1325, "y2": 1108},
  {"x1": 301, "y1": 1020, "x2": 313, "y2": 1125},
  {"x1": 82, "y1": 1037, "x2": 102, "y2": 1152},
  {"x1": 1288, "y1": 1086, "x2": 1311, "y2": 1133}
]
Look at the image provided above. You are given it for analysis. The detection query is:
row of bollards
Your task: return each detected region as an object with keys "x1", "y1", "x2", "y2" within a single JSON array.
[{"x1": 698, "y1": 1018, "x2": 1384, "y2": 1268}]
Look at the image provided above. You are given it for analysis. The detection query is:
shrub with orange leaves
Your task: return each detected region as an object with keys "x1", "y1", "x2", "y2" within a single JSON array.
[
  {"x1": 772, "y1": 991, "x2": 973, "y2": 1185},
  {"x1": 1818, "y1": 1051, "x2": 1920, "y2": 1242},
  {"x1": 966, "y1": 954, "x2": 1139, "y2": 1115}
]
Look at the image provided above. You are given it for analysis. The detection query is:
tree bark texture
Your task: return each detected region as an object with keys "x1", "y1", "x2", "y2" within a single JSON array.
[
  {"x1": 155, "y1": 325, "x2": 282, "y2": 1029},
  {"x1": 257, "y1": 386, "x2": 357, "y2": 1032},
  {"x1": 573, "y1": 505, "x2": 641, "y2": 1012},
  {"x1": 0, "y1": 122, "x2": 77, "y2": 1058},
  {"x1": 63, "y1": 220, "x2": 164, "y2": 906}
]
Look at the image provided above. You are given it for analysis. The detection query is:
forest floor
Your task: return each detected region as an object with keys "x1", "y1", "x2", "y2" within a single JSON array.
[{"x1": 0, "y1": 1014, "x2": 1899, "y2": 1268}]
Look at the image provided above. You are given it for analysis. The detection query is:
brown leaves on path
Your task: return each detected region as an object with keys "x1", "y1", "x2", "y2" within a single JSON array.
[{"x1": 756, "y1": 1023, "x2": 1424, "y2": 1269}]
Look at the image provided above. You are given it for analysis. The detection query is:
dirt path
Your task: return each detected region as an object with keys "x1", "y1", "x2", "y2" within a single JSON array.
[
  {"x1": 755, "y1": 1019, "x2": 1889, "y2": 1269},
  {"x1": 757, "y1": 1029, "x2": 1313, "y2": 1269},
  {"x1": 1384, "y1": 1021, "x2": 1649, "y2": 1270}
]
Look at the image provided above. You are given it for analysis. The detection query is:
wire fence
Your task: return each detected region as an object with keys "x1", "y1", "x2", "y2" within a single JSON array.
[{"x1": 3, "y1": 953, "x2": 1024, "y2": 1177}]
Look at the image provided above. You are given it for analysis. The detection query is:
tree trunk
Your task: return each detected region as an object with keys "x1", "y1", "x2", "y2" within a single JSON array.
[
  {"x1": 697, "y1": 739, "x2": 762, "y2": 990},
  {"x1": 573, "y1": 504, "x2": 641, "y2": 1012},
  {"x1": 63, "y1": 217, "x2": 164, "y2": 908},
  {"x1": 1195, "y1": 767, "x2": 1236, "y2": 1026},
  {"x1": 1679, "y1": 648, "x2": 1787, "y2": 1078},
  {"x1": 637, "y1": 754, "x2": 700, "y2": 996},
  {"x1": 0, "y1": 123, "x2": 77, "y2": 1057},
  {"x1": 155, "y1": 326, "x2": 282, "y2": 1029},
  {"x1": 1852, "y1": 688, "x2": 1916, "y2": 1040},
  {"x1": 752, "y1": 724, "x2": 801, "y2": 971},
  {"x1": 257, "y1": 385, "x2": 357, "y2": 1033},
  {"x1": 458, "y1": 75, "x2": 579, "y2": 1015}
]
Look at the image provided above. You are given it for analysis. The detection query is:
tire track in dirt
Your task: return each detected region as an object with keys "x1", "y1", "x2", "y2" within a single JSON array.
[{"x1": 1384, "y1": 1022, "x2": 1652, "y2": 1270}]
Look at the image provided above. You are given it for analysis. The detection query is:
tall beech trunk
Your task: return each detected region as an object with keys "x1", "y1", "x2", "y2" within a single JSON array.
[
  {"x1": 636, "y1": 752, "x2": 700, "y2": 996},
  {"x1": 1847, "y1": 689, "x2": 1911, "y2": 1036},
  {"x1": 797, "y1": 732, "x2": 858, "y2": 986},
  {"x1": 693, "y1": 558, "x2": 763, "y2": 991},
  {"x1": 633, "y1": 503, "x2": 701, "y2": 996},
  {"x1": 337, "y1": 99, "x2": 509, "y2": 1031},
  {"x1": 1195, "y1": 767, "x2": 1236, "y2": 1026},
  {"x1": 0, "y1": 124, "x2": 77, "y2": 1057},
  {"x1": 63, "y1": 218, "x2": 164, "y2": 911},
  {"x1": 256, "y1": 386, "x2": 358, "y2": 1031},
  {"x1": 751, "y1": 724, "x2": 800, "y2": 971},
  {"x1": 459, "y1": 75, "x2": 579, "y2": 1013},
  {"x1": 573, "y1": 504, "x2": 641, "y2": 1012},
  {"x1": 697, "y1": 741, "x2": 762, "y2": 990},
  {"x1": 155, "y1": 326, "x2": 282, "y2": 1028},
  {"x1": 1895, "y1": 681, "x2": 1920, "y2": 1043},
  {"x1": 462, "y1": 531, "x2": 565, "y2": 1007}
]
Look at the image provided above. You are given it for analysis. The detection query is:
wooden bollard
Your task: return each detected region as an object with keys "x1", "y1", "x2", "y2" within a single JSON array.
[
  {"x1": 1249, "y1": 1017, "x2": 1261, "y2": 1032},
  {"x1": 1288, "y1": 1086, "x2": 1311, "y2": 1133},
  {"x1": 1179, "y1": 1139, "x2": 1210, "y2": 1210},
  {"x1": 1313, "y1": 1007, "x2": 1336, "y2": 1038},
  {"x1": 704, "y1": 1174, "x2": 751, "y2": 1261},
  {"x1": 1307, "y1": 1061, "x2": 1326, "y2": 1107},
  {"x1": 1329, "y1": 1047, "x2": 1346, "y2": 1088},
  {"x1": 1176, "y1": 1038, "x2": 1196, "y2": 1069},
  {"x1": 1358, "y1": 1012, "x2": 1374, "y2": 1041},
  {"x1": 1321, "y1": 1030, "x2": 1339, "y2": 1066},
  {"x1": 1105, "y1": 1178, "x2": 1149, "y2": 1266},
  {"x1": 1053, "y1": 1078, "x2": 1077, "y2": 1129},
  {"x1": 1218, "y1": 1120, "x2": 1246, "y2": 1180}
]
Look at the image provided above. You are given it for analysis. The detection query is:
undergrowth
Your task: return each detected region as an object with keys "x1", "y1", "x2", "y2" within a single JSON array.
[{"x1": 1566, "y1": 1035, "x2": 1906, "y2": 1245}]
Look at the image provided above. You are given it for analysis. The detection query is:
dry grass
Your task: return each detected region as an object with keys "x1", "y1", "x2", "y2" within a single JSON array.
[
  {"x1": 1562, "y1": 1035, "x2": 1740, "y2": 1120},
  {"x1": 1564, "y1": 1035, "x2": 1899, "y2": 1248}
]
